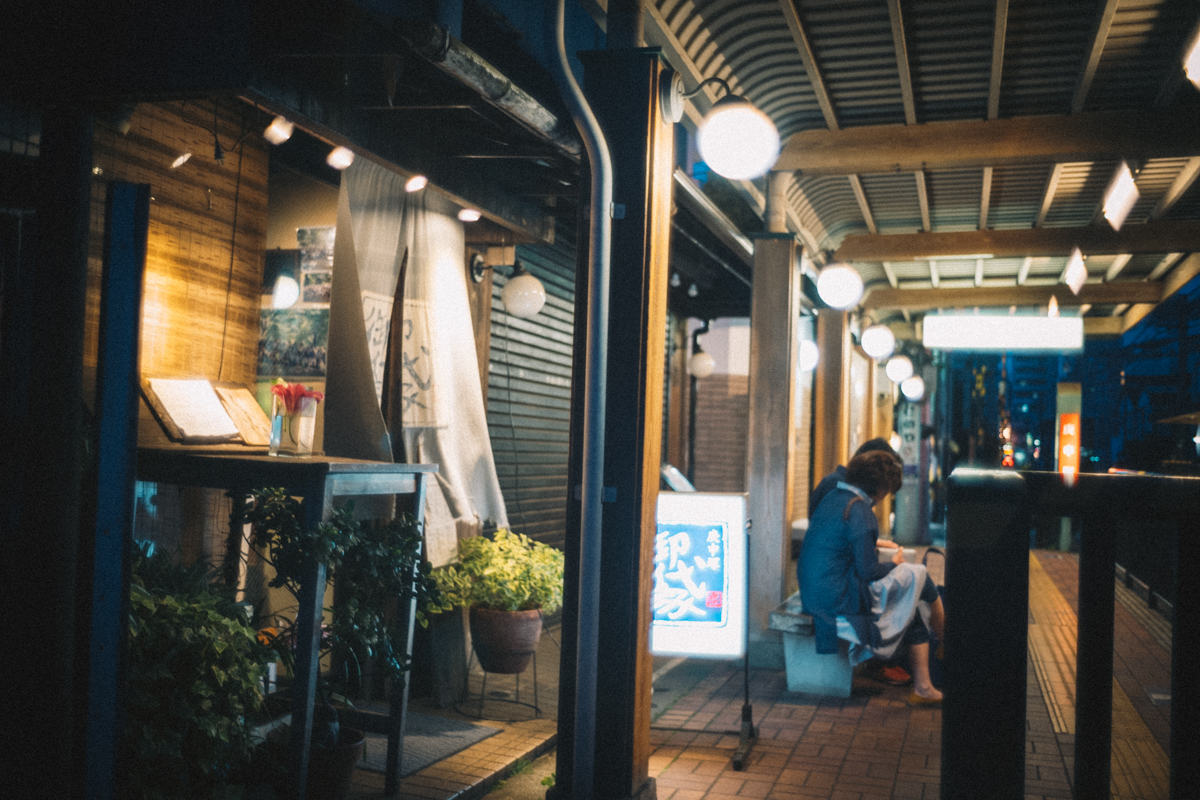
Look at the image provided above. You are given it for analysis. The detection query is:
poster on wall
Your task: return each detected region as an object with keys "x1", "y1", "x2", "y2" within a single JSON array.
[
  {"x1": 257, "y1": 227, "x2": 335, "y2": 381},
  {"x1": 257, "y1": 308, "x2": 329, "y2": 378},
  {"x1": 651, "y1": 492, "x2": 748, "y2": 660}
]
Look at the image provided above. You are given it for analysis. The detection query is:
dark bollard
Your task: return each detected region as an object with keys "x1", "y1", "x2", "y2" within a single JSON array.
[
  {"x1": 1075, "y1": 514, "x2": 1116, "y2": 799},
  {"x1": 943, "y1": 468, "x2": 1030, "y2": 800},
  {"x1": 1173, "y1": 513, "x2": 1200, "y2": 800}
]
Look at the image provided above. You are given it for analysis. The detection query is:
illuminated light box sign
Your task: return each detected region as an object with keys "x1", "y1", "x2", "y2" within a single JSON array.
[
  {"x1": 651, "y1": 492, "x2": 748, "y2": 659},
  {"x1": 923, "y1": 314, "x2": 1083, "y2": 352}
]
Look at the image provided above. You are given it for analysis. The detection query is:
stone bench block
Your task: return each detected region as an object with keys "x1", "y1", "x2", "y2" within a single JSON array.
[{"x1": 769, "y1": 592, "x2": 852, "y2": 697}]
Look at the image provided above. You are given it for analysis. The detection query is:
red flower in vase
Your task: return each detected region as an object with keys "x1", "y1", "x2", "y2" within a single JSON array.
[{"x1": 270, "y1": 379, "x2": 325, "y2": 414}]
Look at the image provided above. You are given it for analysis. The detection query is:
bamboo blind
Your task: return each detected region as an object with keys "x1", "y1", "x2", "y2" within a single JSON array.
[{"x1": 86, "y1": 99, "x2": 268, "y2": 390}]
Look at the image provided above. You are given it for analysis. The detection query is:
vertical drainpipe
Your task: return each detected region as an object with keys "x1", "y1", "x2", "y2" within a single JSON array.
[{"x1": 548, "y1": 1, "x2": 613, "y2": 798}]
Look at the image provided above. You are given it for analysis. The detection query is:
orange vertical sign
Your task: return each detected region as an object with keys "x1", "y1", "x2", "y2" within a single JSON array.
[{"x1": 1058, "y1": 412, "x2": 1081, "y2": 483}]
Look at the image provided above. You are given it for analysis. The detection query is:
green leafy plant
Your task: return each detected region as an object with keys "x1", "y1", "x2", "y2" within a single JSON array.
[
  {"x1": 244, "y1": 487, "x2": 445, "y2": 695},
  {"x1": 541, "y1": 772, "x2": 557, "y2": 787},
  {"x1": 431, "y1": 529, "x2": 564, "y2": 613},
  {"x1": 121, "y1": 547, "x2": 275, "y2": 800}
]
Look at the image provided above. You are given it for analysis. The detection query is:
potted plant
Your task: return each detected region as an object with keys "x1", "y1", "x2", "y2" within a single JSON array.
[
  {"x1": 432, "y1": 529, "x2": 564, "y2": 674},
  {"x1": 121, "y1": 545, "x2": 276, "y2": 800},
  {"x1": 243, "y1": 487, "x2": 444, "y2": 799}
]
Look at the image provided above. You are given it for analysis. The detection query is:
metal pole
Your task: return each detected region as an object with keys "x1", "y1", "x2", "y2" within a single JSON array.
[{"x1": 548, "y1": 2, "x2": 614, "y2": 797}]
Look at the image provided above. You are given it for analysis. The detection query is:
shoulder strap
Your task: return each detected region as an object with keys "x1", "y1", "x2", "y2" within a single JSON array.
[{"x1": 843, "y1": 495, "x2": 865, "y2": 520}]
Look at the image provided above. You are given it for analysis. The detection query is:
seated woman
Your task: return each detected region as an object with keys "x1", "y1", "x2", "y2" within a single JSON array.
[{"x1": 798, "y1": 450, "x2": 945, "y2": 704}]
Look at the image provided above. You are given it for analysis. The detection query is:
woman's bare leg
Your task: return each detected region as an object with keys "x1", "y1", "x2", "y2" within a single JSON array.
[
  {"x1": 908, "y1": 642, "x2": 943, "y2": 700},
  {"x1": 930, "y1": 596, "x2": 945, "y2": 641}
]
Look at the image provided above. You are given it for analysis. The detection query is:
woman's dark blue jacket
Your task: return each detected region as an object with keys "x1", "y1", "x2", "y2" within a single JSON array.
[{"x1": 797, "y1": 484, "x2": 895, "y2": 654}]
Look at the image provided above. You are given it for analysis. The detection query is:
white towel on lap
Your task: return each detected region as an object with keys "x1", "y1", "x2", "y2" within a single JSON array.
[{"x1": 836, "y1": 562, "x2": 931, "y2": 666}]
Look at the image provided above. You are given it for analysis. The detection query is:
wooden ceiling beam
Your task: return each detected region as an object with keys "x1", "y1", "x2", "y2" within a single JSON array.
[
  {"x1": 988, "y1": 0, "x2": 1008, "y2": 120},
  {"x1": 1150, "y1": 156, "x2": 1200, "y2": 220},
  {"x1": 863, "y1": 282, "x2": 1162, "y2": 311},
  {"x1": 1085, "y1": 316, "x2": 1123, "y2": 336},
  {"x1": 778, "y1": 0, "x2": 839, "y2": 131},
  {"x1": 915, "y1": 171, "x2": 931, "y2": 231},
  {"x1": 1035, "y1": 163, "x2": 1063, "y2": 227},
  {"x1": 776, "y1": 110, "x2": 1200, "y2": 174},
  {"x1": 980, "y1": 166, "x2": 993, "y2": 228},
  {"x1": 1071, "y1": 0, "x2": 1120, "y2": 113},
  {"x1": 835, "y1": 220, "x2": 1200, "y2": 261},
  {"x1": 1122, "y1": 253, "x2": 1200, "y2": 331},
  {"x1": 848, "y1": 174, "x2": 877, "y2": 234},
  {"x1": 885, "y1": 0, "x2": 918, "y2": 125}
]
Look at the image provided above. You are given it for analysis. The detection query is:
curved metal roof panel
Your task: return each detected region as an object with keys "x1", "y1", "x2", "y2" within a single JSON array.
[{"x1": 908, "y1": 0, "x2": 994, "y2": 122}]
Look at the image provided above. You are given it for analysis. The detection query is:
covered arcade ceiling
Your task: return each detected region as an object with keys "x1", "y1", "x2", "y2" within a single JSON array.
[{"x1": 594, "y1": 0, "x2": 1200, "y2": 334}]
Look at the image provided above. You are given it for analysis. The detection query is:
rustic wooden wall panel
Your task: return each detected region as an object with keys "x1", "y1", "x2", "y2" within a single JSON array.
[
  {"x1": 87, "y1": 99, "x2": 268, "y2": 389},
  {"x1": 692, "y1": 373, "x2": 750, "y2": 492}
]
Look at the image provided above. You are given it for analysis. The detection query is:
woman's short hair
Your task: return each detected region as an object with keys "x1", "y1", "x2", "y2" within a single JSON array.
[{"x1": 845, "y1": 450, "x2": 903, "y2": 498}]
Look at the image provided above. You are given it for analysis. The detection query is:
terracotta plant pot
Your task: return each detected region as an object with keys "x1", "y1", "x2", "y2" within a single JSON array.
[
  {"x1": 305, "y1": 726, "x2": 366, "y2": 800},
  {"x1": 469, "y1": 607, "x2": 543, "y2": 674}
]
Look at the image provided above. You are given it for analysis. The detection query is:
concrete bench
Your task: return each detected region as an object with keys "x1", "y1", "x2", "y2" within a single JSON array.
[{"x1": 768, "y1": 591, "x2": 852, "y2": 697}]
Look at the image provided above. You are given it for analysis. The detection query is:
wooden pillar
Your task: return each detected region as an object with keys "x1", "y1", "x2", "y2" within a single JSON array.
[
  {"x1": 555, "y1": 47, "x2": 672, "y2": 800},
  {"x1": 812, "y1": 311, "x2": 850, "y2": 493},
  {"x1": 745, "y1": 234, "x2": 801, "y2": 666}
]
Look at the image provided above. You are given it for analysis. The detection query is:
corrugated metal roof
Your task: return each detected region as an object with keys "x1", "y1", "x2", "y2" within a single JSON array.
[
  {"x1": 646, "y1": 0, "x2": 1200, "y2": 321},
  {"x1": 803, "y1": 0, "x2": 908, "y2": 127},
  {"x1": 908, "y1": 0, "x2": 994, "y2": 121}
]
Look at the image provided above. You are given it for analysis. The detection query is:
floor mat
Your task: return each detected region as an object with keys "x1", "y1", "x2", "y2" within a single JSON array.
[{"x1": 359, "y1": 711, "x2": 501, "y2": 778}]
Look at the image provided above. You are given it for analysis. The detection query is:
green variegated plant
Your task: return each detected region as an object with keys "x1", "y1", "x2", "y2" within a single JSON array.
[{"x1": 432, "y1": 529, "x2": 564, "y2": 613}]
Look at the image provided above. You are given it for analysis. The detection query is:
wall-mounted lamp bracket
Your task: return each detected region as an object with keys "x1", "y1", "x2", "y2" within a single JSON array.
[{"x1": 470, "y1": 253, "x2": 527, "y2": 284}]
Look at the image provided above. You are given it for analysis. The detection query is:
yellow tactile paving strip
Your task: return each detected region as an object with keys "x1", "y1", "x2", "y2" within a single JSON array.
[
  {"x1": 1115, "y1": 579, "x2": 1173, "y2": 654},
  {"x1": 1027, "y1": 552, "x2": 1170, "y2": 800}
]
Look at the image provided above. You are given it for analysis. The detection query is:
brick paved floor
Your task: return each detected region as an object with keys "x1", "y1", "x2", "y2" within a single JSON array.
[{"x1": 339, "y1": 550, "x2": 1173, "y2": 800}]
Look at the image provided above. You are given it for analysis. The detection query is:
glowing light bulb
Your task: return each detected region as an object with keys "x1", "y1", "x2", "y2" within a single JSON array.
[
  {"x1": 900, "y1": 375, "x2": 925, "y2": 402},
  {"x1": 886, "y1": 355, "x2": 913, "y2": 383},
  {"x1": 458, "y1": 208, "x2": 482, "y2": 222},
  {"x1": 689, "y1": 351, "x2": 716, "y2": 378},
  {"x1": 501, "y1": 269, "x2": 546, "y2": 318},
  {"x1": 696, "y1": 96, "x2": 780, "y2": 180},
  {"x1": 326, "y1": 146, "x2": 355, "y2": 170},
  {"x1": 405, "y1": 175, "x2": 428, "y2": 192},
  {"x1": 860, "y1": 324, "x2": 895, "y2": 360},
  {"x1": 798, "y1": 339, "x2": 819, "y2": 371},
  {"x1": 263, "y1": 115, "x2": 294, "y2": 145},
  {"x1": 816, "y1": 263, "x2": 864, "y2": 309}
]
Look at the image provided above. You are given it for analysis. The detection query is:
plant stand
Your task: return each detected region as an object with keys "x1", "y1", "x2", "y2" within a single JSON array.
[{"x1": 456, "y1": 644, "x2": 541, "y2": 722}]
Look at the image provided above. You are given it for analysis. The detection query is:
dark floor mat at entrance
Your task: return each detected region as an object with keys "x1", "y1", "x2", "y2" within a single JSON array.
[{"x1": 359, "y1": 712, "x2": 500, "y2": 777}]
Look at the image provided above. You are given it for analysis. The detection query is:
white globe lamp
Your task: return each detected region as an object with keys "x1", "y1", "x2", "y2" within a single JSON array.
[
  {"x1": 901, "y1": 375, "x2": 926, "y2": 402},
  {"x1": 798, "y1": 339, "x2": 820, "y2": 372},
  {"x1": 885, "y1": 355, "x2": 914, "y2": 383},
  {"x1": 816, "y1": 263, "x2": 864, "y2": 309},
  {"x1": 860, "y1": 324, "x2": 895, "y2": 360},
  {"x1": 501, "y1": 267, "x2": 546, "y2": 318},
  {"x1": 696, "y1": 95, "x2": 781, "y2": 180},
  {"x1": 689, "y1": 351, "x2": 716, "y2": 378}
]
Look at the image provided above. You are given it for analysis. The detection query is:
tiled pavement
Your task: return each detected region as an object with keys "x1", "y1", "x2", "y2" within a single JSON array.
[{"x1": 342, "y1": 550, "x2": 1173, "y2": 799}]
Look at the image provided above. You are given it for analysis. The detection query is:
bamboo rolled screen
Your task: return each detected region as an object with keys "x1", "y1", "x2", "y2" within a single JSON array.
[{"x1": 86, "y1": 99, "x2": 268, "y2": 393}]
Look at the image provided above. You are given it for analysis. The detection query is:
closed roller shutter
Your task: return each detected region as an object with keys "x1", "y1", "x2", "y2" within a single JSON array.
[{"x1": 488, "y1": 238, "x2": 576, "y2": 550}]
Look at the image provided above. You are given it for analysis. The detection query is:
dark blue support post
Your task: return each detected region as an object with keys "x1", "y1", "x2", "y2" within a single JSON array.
[
  {"x1": 288, "y1": 498, "x2": 328, "y2": 800},
  {"x1": 81, "y1": 181, "x2": 151, "y2": 800},
  {"x1": 1075, "y1": 514, "x2": 1116, "y2": 799},
  {"x1": 385, "y1": 472, "x2": 429, "y2": 795},
  {"x1": 1172, "y1": 514, "x2": 1200, "y2": 799},
  {"x1": 943, "y1": 468, "x2": 1030, "y2": 800}
]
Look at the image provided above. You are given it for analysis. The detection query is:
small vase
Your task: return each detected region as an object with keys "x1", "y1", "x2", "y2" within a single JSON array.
[{"x1": 269, "y1": 395, "x2": 317, "y2": 457}]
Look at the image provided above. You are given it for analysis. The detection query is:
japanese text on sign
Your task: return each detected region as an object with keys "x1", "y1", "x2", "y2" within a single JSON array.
[{"x1": 652, "y1": 524, "x2": 728, "y2": 625}]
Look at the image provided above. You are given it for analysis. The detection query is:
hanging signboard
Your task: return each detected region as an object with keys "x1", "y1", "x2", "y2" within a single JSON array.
[
  {"x1": 1056, "y1": 382, "x2": 1082, "y2": 485},
  {"x1": 650, "y1": 492, "x2": 748, "y2": 659}
]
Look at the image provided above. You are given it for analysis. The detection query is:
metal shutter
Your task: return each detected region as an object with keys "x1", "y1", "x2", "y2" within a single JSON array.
[{"x1": 487, "y1": 238, "x2": 576, "y2": 549}]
